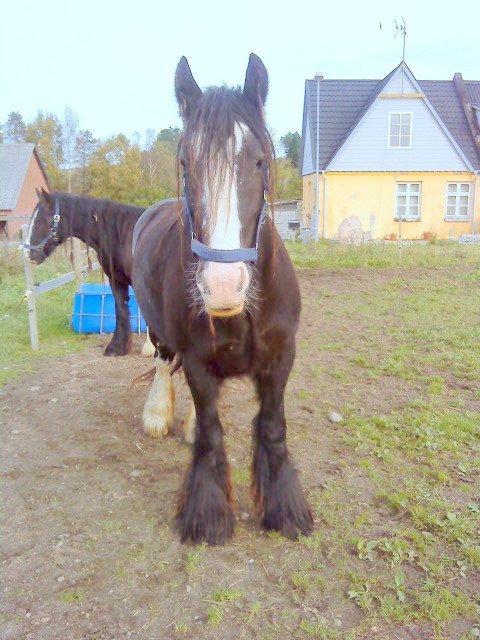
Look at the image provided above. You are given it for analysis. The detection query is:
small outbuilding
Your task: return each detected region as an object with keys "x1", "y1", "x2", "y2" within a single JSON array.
[
  {"x1": 269, "y1": 199, "x2": 302, "y2": 240},
  {"x1": 0, "y1": 143, "x2": 50, "y2": 238}
]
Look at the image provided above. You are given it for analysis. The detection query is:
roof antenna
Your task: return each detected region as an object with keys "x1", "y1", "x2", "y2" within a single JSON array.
[
  {"x1": 394, "y1": 17, "x2": 407, "y2": 62},
  {"x1": 394, "y1": 17, "x2": 407, "y2": 93}
]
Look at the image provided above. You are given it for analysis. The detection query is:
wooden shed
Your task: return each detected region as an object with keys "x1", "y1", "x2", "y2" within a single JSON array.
[{"x1": 0, "y1": 143, "x2": 50, "y2": 238}]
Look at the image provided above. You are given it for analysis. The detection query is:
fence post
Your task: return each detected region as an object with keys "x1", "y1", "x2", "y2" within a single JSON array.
[
  {"x1": 21, "y1": 225, "x2": 39, "y2": 351},
  {"x1": 71, "y1": 238, "x2": 84, "y2": 288}
]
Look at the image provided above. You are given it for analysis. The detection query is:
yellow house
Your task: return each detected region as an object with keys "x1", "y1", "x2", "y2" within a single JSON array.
[{"x1": 301, "y1": 62, "x2": 480, "y2": 240}]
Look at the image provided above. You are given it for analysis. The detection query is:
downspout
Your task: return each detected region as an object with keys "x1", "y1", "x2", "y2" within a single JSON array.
[
  {"x1": 315, "y1": 74, "x2": 322, "y2": 239},
  {"x1": 472, "y1": 171, "x2": 478, "y2": 235},
  {"x1": 322, "y1": 170, "x2": 327, "y2": 239}
]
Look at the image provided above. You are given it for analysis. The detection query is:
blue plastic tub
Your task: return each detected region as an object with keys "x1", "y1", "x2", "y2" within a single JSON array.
[{"x1": 71, "y1": 283, "x2": 147, "y2": 334}]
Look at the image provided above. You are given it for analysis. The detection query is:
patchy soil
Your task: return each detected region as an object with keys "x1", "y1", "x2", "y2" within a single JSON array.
[{"x1": 2, "y1": 268, "x2": 479, "y2": 640}]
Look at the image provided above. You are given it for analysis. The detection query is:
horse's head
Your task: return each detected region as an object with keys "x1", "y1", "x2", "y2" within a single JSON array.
[
  {"x1": 25, "y1": 188, "x2": 63, "y2": 263},
  {"x1": 175, "y1": 54, "x2": 273, "y2": 318}
]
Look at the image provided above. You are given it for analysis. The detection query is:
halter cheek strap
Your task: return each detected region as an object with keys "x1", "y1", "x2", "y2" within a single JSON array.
[
  {"x1": 22, "y1": 196, "x2": 61, "y2": 256},
  {"x1": 183, "y1": 177, "x2": 269, "y2": 263}
]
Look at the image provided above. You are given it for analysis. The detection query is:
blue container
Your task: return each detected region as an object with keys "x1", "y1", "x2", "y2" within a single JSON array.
[{"x1": 71, "y1": 283, "x2": 147, "y2": 334}]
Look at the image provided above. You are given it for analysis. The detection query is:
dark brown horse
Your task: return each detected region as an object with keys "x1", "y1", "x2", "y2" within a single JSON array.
[
  {"x1": 132, "y1": 54, "x2": 313, "y2": 545},
  {"x1": 25, "y1": 190, "x2": 155, "y2": 356}
]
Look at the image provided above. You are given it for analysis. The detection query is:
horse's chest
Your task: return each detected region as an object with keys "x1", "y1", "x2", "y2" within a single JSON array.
[{"x1": 200, "y1": 325, "x2": 253, "y2": 378}]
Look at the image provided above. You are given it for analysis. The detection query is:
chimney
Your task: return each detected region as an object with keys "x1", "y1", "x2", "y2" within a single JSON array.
[{"x1": 453, "y1": 72, "x2": 480, "y2": 155}]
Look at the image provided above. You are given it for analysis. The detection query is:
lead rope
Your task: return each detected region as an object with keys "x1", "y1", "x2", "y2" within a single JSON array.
[{"x1": 86, "y1": 245, "x2": 92, "y2": 273}]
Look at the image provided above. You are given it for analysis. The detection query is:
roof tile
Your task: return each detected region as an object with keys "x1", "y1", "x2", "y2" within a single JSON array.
[{"x1": 0, "y1": 143, "x2": 36, "y2": 210}]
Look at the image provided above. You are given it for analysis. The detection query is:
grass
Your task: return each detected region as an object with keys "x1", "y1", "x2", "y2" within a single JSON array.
[
  {"x1": 283, "y1": 247, "x2": 480, "y2": 639},
  {"x1": 286, "y1": 238, "x2": 480, "y2": 270},
  {"x1": 60, "y1": 590, "x2": 84, "y2": 604},
  {"x1": 0, "y1": 246, "x2": 98, "y2": 386}
]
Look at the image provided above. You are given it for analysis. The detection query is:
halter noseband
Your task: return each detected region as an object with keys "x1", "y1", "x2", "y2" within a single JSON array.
[
  {"x1": 183, "y1": 176, "x2": 269, "y2": 264},
  {"x1": 23, "y1": 196, "x2": 61, "y2": 258}
]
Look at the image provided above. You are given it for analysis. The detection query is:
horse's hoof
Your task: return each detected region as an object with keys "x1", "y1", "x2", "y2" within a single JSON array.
[
  {"x1": 259, "y1": 492, "x2": 314, "y2": 539},
  {"x1": 104, "y1": 346, "x2": 129, "y2": 357},
  {"x1": 177, "y1": 503, "x2": 235, "y2": 546},
  {"x1": 104, "y1": 338, "x2": 131, "y2": 357},
  {"x1": 143, "y1": 413, "x2": 170, "y2": 438},
  {"x1": 262, "y1": 501, "x2": 314, "y2": 540},
  {"x1": 176, "y1": 466, "x2": 235, "y2": 545},
  {"x1": 141, "y1": 339, "x2": 156, "y2": 358},
  {"x1": 143, "y1": 397, "x2": 173, "y2": 436},
  {"x1": 254, "y1": 457, "x2": 313, "y2": 540}
]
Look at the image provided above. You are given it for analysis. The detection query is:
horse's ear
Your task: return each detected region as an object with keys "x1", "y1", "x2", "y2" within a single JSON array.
[
  {"x1": 175, "y1": 56, "x2": 202, "y2": 121},
  {"x1": 243, "y1": 53, "x2": 268, "y2": 112},
  {"x1": 37, "y1": 187, "x2": 50, "y2": 202}
]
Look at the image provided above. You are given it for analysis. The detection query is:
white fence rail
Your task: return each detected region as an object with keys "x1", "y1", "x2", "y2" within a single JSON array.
[{"x1": 19, "y1": 224, "x2": 100, "y2": 350}]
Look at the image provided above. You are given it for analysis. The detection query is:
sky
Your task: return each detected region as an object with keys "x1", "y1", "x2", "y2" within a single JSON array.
[{"x1": 1, "y1": 0, "x2": 479, "y2": 144}]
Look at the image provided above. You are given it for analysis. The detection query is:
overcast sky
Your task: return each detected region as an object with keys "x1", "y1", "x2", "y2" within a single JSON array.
[{"x1": 1, "y1": 0, "x2": 478, "y2": 143}]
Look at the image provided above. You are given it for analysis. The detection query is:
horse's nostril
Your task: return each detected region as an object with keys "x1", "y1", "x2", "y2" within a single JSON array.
[
  {"x1": 236, "y1": 267, "x2": 246, "y2": 293},
  {"x1": 198, "y1": 272, "x2": 211, "y2": 296}
]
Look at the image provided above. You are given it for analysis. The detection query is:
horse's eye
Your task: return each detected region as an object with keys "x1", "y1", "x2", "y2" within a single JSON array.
[
  {"x1": 180, "y1": 158, "x2": 186, "y2": 168},
  {"x1": 256, "y1": 159, "x2": 265, "y2": 168}
]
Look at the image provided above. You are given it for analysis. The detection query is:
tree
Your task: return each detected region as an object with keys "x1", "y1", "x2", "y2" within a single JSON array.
[
  {"x1": 3, "y1": 111, "x2": 26, "y2": 143},
  {"x1": 157, "y1": 127, "x2": 181, "y2": 149},
  {"x1": 140, "y1": 129, "x2": 178, "y2": 200},
  {"x1": 274, "y1": 158, "x2": 302, "y2": 201},
  {"x1": 279, "y1": 132, "x2": 301, "y2": 168},
  {"x1": 74, "y1": 129, "x2": 98, "y2": 194},
  {"x1": 143, "y1": 128, "x2": 158, "y2": 187},
  {"x1": 25, "y1": 111, "x2": 64, "y2": 188},
  {"x1": 88, "y1": 134, "x2": 144, "y2": 204},
  {"x1": 62, "y1": 107, "x2": 79, "y2": 193}
]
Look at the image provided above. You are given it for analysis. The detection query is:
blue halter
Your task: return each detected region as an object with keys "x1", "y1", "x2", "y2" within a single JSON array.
[
  {"x1": 22, "y1": 195, "x2": 61, "y2": 258},
  {"x1": 183, "y1": 181, "x2": 268, "y2": 264}
]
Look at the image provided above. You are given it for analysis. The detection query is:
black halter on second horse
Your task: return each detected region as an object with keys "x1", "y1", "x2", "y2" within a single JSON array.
[
  {"x1": 183, "y1": 173, "x2": 269, "y2": 264},
  {"x1": 23, "y1": 195, "x2": 61, "y2": 259}
]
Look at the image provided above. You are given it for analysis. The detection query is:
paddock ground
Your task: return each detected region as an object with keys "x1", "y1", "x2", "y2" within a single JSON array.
[{"x1": 1, "y1": 265, "x2": 480, "y2": 640}]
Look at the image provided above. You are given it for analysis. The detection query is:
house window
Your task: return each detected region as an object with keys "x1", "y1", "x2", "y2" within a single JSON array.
[
  {"x1": 395, "y1": 182, "x2": 421, "y2": 220},
  {"x1": 388, "y1": 113, "x2": 412, "y2": 148},
  {"x1": 445, "y1": 183, "x2": 472, "y2": 219}
]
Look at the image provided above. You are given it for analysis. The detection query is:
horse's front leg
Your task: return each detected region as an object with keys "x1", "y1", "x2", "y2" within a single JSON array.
[
  {"x1": 176, "y1": 358, "x2": 234, "y2": 545},
  {"x1": 252, "y1": 348, "x2": 313, "y2": 539},
  {"x1": 104, "y1": 277, "x2": 132, "y2": 356}
]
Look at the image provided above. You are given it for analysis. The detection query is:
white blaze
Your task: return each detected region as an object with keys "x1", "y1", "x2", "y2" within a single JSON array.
[
  {"x1": 24, "y1": 207, "x2": 38, "y2": 254},
  {"x1": 203, "y1": 123, "x2": 249, "y2": 250}
]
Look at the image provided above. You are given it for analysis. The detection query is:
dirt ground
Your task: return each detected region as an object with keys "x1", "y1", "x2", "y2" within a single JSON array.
[{"x1": 1, "y1": 269, "x2": 479, "y2": 640}]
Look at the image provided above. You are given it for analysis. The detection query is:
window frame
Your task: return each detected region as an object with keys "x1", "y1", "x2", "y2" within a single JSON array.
[
  {"x1": 394, "y1": 182, "x2": 422, "y2": 221},
  {"x1": 388, "y1": 112, "x2": 413, "y2": 149},
  {"x1": 444, "y1": 182, "x2": 472, "y2": 220}
]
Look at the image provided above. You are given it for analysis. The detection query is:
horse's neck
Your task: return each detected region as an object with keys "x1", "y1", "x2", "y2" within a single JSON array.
[{"x1": 62, "y1": 199, "x2": 99, "y2": 249}]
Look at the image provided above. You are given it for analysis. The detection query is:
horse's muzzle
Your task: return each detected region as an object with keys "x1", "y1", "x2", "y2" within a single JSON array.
[
  {"x1": 24, "y1": 245, "x2": 46, "y2": 264},
  {"x1": 196, "y1": 261, "x2": 250, "y2": 317}
]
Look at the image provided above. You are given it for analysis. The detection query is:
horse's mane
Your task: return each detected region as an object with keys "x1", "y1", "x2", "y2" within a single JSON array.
[
  {"x1": 53, "y1": 192, "x2": 145, "y2": 219},
  {"x1": 179, "y1": 86, "x2": 275, "y2": 201}
]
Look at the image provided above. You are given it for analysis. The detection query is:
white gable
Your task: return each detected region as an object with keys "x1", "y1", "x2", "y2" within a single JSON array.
[
  {"x1": 382, "y1": 66, "x2": 417, "y2": 94},
  {"x1": 302, "y1": 110, "x2": 314, "y2": 175},
  {"x1": 327, "y1": 66, "x2": 470, "y2": 172},
  {"x1": 474, "y1": 106, "x2": 480, "y2": 127}
]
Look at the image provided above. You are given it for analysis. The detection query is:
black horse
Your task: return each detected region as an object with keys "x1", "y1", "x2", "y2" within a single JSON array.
[
  {"x1": 132, "y1": 54, "x2": 313, "y2": 545},
  {"x1": 25, "y1": 190, "x2": 155, "y2": 356}
]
